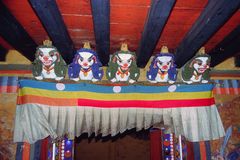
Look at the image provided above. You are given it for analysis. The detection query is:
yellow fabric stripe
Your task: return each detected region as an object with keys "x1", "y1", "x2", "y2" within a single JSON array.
[{"x1": 18, "y1": 87, "x2": 213, "y2": 100}]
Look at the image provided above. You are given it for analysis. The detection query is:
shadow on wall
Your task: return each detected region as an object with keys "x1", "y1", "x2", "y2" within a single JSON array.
[{"x1": 74, "y1": 129, "x2": 150, "y2": 160}]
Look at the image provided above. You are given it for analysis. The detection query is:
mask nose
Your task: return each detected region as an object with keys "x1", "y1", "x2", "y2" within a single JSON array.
[
  {"x1": 83, "y1": 62, "x2": 88, "y2": 66},
  {"x1": 123, "y1": 63, "x2": 128, "y2": 67},
  {"x1": 162, "y1": 65, "x2": 168, "y2": 70},
  {"x1": 43, "y1": 56, "x2": 49, "y2": 61}
]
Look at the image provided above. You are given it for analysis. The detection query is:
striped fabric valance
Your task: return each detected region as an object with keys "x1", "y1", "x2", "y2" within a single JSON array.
[
  {"x1": 14, "y1": 79, "x2": 225, "y2": 144},
  {"x1": 18, "y1": 79, "x2": 215, "y2": 108}
]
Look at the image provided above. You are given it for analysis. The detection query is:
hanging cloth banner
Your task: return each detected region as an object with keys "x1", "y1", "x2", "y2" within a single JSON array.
[{"x1": 14, "y1": 79, "x2": 225, "y2": 144}]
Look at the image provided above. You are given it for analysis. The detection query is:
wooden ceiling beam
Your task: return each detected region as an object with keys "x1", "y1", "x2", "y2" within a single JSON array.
[
  {"x1": 0, "y1": 44, "x2": 7, "y2": 61},
  {"x1": 136, "y1": 0, "x2": 176, "y2": 68},
  {"x1": 90, "y1": 0, "x2": 110, "y2": 66},
  {"x1": 175, "y1": 0, "x2": 240, "y2": 68},
  {"x1": 210, "y1": 25, "x2": 240, "y2": 67},
  {"x1": 0, "y1": 1, "x2": 37, "y2": 61},
  {"x1": 29, "y1": 0, "x2": 75, "y2": 63}
]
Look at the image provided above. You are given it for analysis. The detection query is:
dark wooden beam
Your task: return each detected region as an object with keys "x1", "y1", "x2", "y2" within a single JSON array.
[
  {"x1": 0, "y1": 45, "x2": 7, "y2": 61},
  {"x1": 90, "y1": 0, "x2": 110, "y2": 66},
  {"x1": 175, "y1": 0, "x2": 240, "y2": 68},
  {"x1": 0, "y1": 1, "x2": 37, "y2": 61},
  {"x1": 29, "y1": 0, "x2": 75, "y2": 63},
  {"x1": 210, "y1": 25, "x2": 240, "y2": 67},
  {"x1": 136, "y1": 0, "x2": 176, "y2": 68}
]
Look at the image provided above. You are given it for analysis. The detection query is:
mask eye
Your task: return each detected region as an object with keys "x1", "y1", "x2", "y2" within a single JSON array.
[
  {"x1": 50, "y1": 52, "x2": 54, "y2": 57},
  {"x1": 159, "y1": 62, "x2": 163, "y2": 65},
  {"x1": 88, "y1": 58, "x2": 92, "y2": 62},
  {"x1": 118, "y1": 59, "x2": 122, "y2": 63},
  {"x1": 79, "y1": 57, "x2": 83, "y2": 62},
  {"x1": 198, "y1": 62, "x2": 202, "y2": 65},
  {"x1": 127, "y1": 59, "x2": 131, "y2": 63},
  {"x1": 39, "y1": 52, "x2": 43, "y2": 57},
  {"x1": 167, "y1": 62, "x2": 170, "y2": 65}
]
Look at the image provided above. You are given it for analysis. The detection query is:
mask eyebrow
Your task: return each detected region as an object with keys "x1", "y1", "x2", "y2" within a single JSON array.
[
  {"x1": 79, "y1": 55, "x2": 83, "y2": 60},
  {"x1": 116, "y1": 55, "x2": 121, "y2": 60},
  {"x1": 49, "y1": 50, "x2": 56, "y2": 54},
  {"x1": 88, "y1": 55, "x2": 93, "y2": 61}
]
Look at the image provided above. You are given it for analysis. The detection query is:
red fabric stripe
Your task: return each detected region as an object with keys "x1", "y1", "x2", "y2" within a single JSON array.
[
  {"x1": 78, "y1": 98, "x2": 215, "y2": 108},
  {"x1": 7, "y1": 86, "x2": 18, "y2": 93},
  {"x1": 0, "y1": 86, "x2": 7, "y2": 92},
  {"x1": 186, "y1": 141, "x2": 194, "y2": 160},
  {"x1": 0, "y1": 86, "x2": 17, "y2": 93},
  {"x1": 213, "y1": 88, "x2": 240, "y2": 95},
  {"x1": 150, "y1": 129, "x2": 162, "y2": 160},
  {"x1": 40, "y1": 137, "x2": 48, "y2": 160}
]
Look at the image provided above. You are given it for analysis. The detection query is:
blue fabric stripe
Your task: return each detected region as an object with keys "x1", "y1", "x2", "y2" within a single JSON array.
[
  {"x1": 15, "y1": 142, "x2": 23, "y2": 160},
  {"x1": 30, "y1": 143, "x2": 35, "y2": 160},
  {"x1": 219, "y1": 80, "x2": 224, "y2": 88},
  {"x1": 0, "y1": 76, "x2": 8, "y2": 86},
  {"x1": 205, "y1": 141, "x2": 211, "y2": 160},
  {"x1": 227, "y1": 80, "x2": 233, "y2": 88},
  {"x1": 7, "y1": 76, "x2": 18, "y2": 86},
  {"x1": 19, "y1": 79, "x2": 214, "y2": 93},
  {"x1": 224, "y1": 80, "x2": 230, "y2": 94},
  {"x1": 33, "y1": 140, "x2": 41, "y2": 160},
  {"x1": 193, "y1": 142, "x2": 201, "y2": 160},
  {"x1": 232, "y1": 80, "x2": 238, "y2": 88}
]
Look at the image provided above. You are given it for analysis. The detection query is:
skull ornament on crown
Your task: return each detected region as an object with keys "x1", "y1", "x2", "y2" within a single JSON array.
[
  {"x1": 106, "y1": 43, "x2": 140, "y2": 83},
  {"x1": 147, "y1": 46, "x2": 177, "y2": 84},
  {"x1": 181, "y1": 47, "x2": 211, "y2": 84},
  {"x1": 68, "y1": 42, "x2": 103, "y2": 82},
  {"x1": 32, "y1": 40, "x2": 67, "y2": 81}
]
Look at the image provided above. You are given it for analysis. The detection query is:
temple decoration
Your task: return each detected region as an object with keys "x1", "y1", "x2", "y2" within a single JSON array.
[
  {"x1": 47, "y1": 138, "x2": 74, "y2": 160},
  {"x1": 147, "y1": 46, "x2": 177, "y2": 84},
  {"x1": 106, "y1": 43, "x2": 140, "y2": 83},
  {"x1": 181, "y1": 47, "x2": 211, "y2": 84},
  {"x1": 14, "y1": 79, "x2": 225, "y2": 144},
  {"x1": 32, "y1": 40, "x2": 67, "y2": 81},
  {"x1": 68, "y1": 42, "x2": 103, "y2": 82}
]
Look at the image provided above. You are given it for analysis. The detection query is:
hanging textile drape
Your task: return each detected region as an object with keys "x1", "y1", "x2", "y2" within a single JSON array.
[{"x1": 13, "y1": 79, "x2": 225, "y2": 144}]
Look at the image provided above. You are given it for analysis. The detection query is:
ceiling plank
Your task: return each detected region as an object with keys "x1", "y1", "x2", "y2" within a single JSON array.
[
  {"x1": 0, "y1": 45, "x2": 7, "y2": 61},
  {"x1": 175, "y1": 0, "x2": 240, "y2": 68},
  {"x1": 90, "y1": 0, "x2": 110, "y2": 65},
  {"x1": 0, "y1": 1, "x2": 37, "y2": 61},
  {"x1": 29, "y1": 0, "x2": 75, "y2": 63},
  {"x1": 210, "y1": 25, "x2": 240, "y2": 67},
  {"x1": 136, "y1": 0, "x2": 176, "y2": 68}
]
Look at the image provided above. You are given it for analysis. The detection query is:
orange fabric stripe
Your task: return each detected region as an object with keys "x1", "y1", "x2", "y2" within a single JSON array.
[
  {"x1": 18, "y1": 95, "x2": 77, "y2": 106},
  {"x1": 199, "y1": 141, "x2": 207, "y2": 160},
  {"x1": 22, "y1": 142, "x2": 30, "y2": 160}
]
